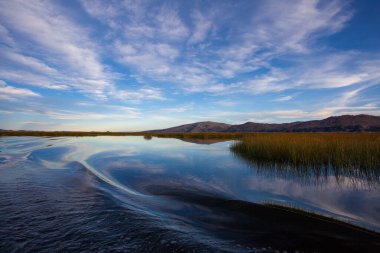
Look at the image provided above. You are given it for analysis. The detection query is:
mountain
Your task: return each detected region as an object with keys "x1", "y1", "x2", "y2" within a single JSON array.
[
  {"x1": 150, "y1": 115, "x2": 380, "y2": 132},
  {"x1": 150, "y1": 121, "x2": 231, "y2": 133}
]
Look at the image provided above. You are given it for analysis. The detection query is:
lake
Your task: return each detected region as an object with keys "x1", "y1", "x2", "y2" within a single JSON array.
[{"x1": 1, "y1": 136, "x2": 379, "y2": 252}]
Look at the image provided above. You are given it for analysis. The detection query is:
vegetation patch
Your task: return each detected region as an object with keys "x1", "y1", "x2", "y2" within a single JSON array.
[{"x1": 230, "y1": 133, "x2": 380, "y2": 181}]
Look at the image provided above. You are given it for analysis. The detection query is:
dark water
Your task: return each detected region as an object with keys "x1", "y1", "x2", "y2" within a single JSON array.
[{"x1": 1, "y1": 136, "x2": 380, "y2": 252}]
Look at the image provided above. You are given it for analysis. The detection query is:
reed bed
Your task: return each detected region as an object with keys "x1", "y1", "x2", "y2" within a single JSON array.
[{"x1": 230, "y1": 133, "x2": 380, "y2": 177}]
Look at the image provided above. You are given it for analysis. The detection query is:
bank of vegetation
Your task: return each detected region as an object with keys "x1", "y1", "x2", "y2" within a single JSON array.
[{"x1": 230, "y1": 133, "x2": 380, "y2": 174}]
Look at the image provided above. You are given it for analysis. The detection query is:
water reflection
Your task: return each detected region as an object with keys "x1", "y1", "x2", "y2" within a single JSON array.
[
  {"x1": 179, "y1": 139, "x2": 230, "y2": 145},
  {"x1": 0, "y1": 136, "x2": 379, "y2": 252},
  {"x1": 232, "y1": 149, "x2": 380, "y2": 188}
]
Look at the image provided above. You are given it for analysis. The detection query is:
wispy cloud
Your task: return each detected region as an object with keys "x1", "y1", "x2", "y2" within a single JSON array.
[
  {"x1": 274, "y1": 96, "x2": 294, "y2": 102},
  {"x1": 0, "y1": 80, "x2": 41, "y2": 100},
  {"x1": 161, "y1": 103, "x2": 193, "y2": 113},
  {"x1": 188, "y1": 9, "x2": 213, "y2": 44},
  {"x1": 206, "y1": 86, "x2": 380, "y2": 123},
  {"x1": 0, "y1": 0, "x2": 379, "y2": 130},
  {"x1": 21, "y1": 121, "x2": 60, "y2": 127},
  {"x1": 208, "y1": 106, "x2": 380, "y2": 124},
  {"x1": 44, "y1": 110, "x2": 140, "y2": 120},
  {"x1": 106, "y1": 0, "x2": 355, "y2": 95},
  {"x1": 247, "y1": 0, "x2": 352, "y2": 52},
  {"x1": 0, "y1": 0, "x2": 113, "y2": 99},
  {"x1": 0, "y1": 24, "x2": 15, "y2": 46},
  {"x1": 1, "y1": 106, "x2": 140, "y2": 121},
  {"x1": 109, "y1": 86, "x2": 165, "y2": 103}
]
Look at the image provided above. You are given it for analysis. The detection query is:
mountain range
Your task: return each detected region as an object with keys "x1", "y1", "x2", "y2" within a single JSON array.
[{"x1": 150, "y1": 114, "x2": 380, "y2": 132}]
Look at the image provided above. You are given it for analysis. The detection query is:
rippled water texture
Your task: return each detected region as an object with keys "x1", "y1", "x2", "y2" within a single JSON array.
[{"x1": 1, "y1": 136, "x2": 380, "y2": 252}]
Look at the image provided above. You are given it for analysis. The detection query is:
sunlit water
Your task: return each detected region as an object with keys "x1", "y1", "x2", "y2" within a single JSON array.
[{"x1": 0, "y1": 136, "x2": 379, "y2": 252}]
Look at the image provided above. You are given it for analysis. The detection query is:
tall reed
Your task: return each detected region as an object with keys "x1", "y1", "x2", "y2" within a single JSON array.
[{"x1": 230, "y1": 133, "x2": 380, "y2": 182}]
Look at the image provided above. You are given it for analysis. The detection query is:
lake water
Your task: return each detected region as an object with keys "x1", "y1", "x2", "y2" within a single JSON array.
[{"x1": 1, "y1": 136, "x2": 379, "y2": 252}]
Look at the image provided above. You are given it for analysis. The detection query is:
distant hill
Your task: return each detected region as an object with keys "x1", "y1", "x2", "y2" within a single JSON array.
[
  {"x1": 150, "y1": 115, "x2": 380, "y2": 132},
  {"x1": 151, "y1": 121, "x2": 231, "y2": 133}
]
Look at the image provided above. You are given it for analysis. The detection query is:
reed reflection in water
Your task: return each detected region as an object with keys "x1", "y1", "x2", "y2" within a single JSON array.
[{"x1": 230, "y1": 133, "x2": 380, "y2": 186}]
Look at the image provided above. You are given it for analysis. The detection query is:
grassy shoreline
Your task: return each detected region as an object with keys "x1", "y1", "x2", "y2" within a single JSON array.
[{"x1": 230, "y1": 132, "x2": 380, "y2": 171}]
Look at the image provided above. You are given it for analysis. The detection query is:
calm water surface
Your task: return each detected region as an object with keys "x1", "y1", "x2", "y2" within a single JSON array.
[{"x1": 0, "y1": 136, "x2": 379, "y2": 252}]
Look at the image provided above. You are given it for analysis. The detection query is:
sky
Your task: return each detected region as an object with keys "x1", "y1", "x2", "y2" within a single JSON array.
[{"x1": 0, "y1": 0, "x2": 379, "y2": 131}]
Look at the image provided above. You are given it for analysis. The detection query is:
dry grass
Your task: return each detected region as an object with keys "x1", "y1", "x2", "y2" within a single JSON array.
[{"x1": 230, "y1": 133, "x2": 380, "y2": 180}]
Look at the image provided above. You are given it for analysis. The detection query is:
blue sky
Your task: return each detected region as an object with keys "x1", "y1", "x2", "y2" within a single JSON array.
[{"x1": 0, "y1": 0, "x2": 379, "y2": 131}]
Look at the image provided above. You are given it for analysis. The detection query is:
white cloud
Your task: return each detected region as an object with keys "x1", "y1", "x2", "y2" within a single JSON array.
[
  {"x1": 248, "y1": 0, "x2": 352, "y2": 52},
  {"x1": 109, "y1": 86, "x2": 165, "y2": 103},
  {"x1": 0, "y1": 24, "x2": 15, "y2": 46},
  {"x1": 80, "y1": 0, "x2": 121, "y2": 29},
  {"x1": 115, "y1": 42, "x2": 179, "y2": 76},
  {"x1": 161, "y1": 103, "x2": 193, "y2": 113},
  {"x1": 156, "y1": 4, "x2": 189, "y2": 41},
  {"x1": 0, "y1": 48, "x2": 58, "y2": 75},
  {"x1": 1, "y1": 0, "x2": 379, "y2": 131},
  {"x1": 207, "y1": 86, "x2": 380, "y2": 123},
  {"x1": 76, "y1": 102, "x2": 139, "y2": 113},
  {"x1": 210, "y1": 106, "x2": 380, "y2": 124},
  {"x1": 0, "y1": 0, "x2": 358, "y2": 98},
  {"x1": 275, "y1": 96, "x2": 293, "y2": 102},
  {"x1": 211, "y1": 53, "x2": 380, "y2": 96},
  {"x1": 0, "y1": 80, "x2": 41, "y2": 100},
  {"x1": 45, "y1": 110, "x2": 140, "y2": 120},
  {"x1": 21, "y1": 121, "x2": 59, "y2": 127},
  {"x1": 214, "y1": 100, "x2": 237, "y2": 107},
  {"x1": 188, "y1": 10, "x2": 213, "y2": 44},
  {"x1": 0, "y1": 0, "x2": 114, "y2": 99},
  {"x1": 1, "y1": 105, "x2": 140, "y2": 121},
  {"x1": 290, "y1": 54, "x2": 380, "y2": 89},
  {"x1": 106, "y1": 0, "x2": 355, "y2": 95},
  {"x1": 0, "y1": 69, "x2": 68, "y2": 90}
]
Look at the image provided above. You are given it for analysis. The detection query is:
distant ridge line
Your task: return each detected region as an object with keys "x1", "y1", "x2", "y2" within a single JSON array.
[{"x1": 149, "y1": 114, "x2": 380, "y2": 133}]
